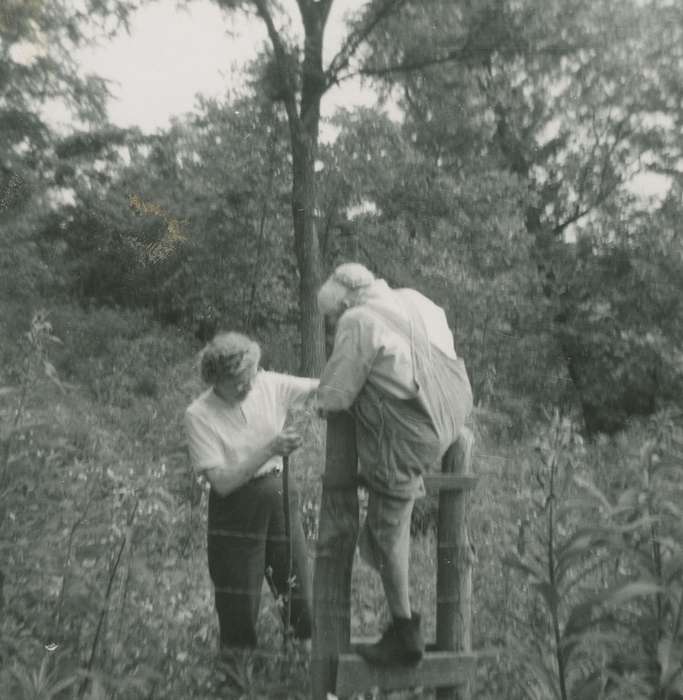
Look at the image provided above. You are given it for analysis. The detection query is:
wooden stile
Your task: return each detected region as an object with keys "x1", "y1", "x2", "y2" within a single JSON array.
[
  {"x1": 310, "y1": 410, "x2": 358, "y2": 699},
  {"x1": 436, "y1": 427, "x2": 475, "y2": 700},
  {"x1": 312, "y1": 421, "x2": 477, "y2": 699},
  {"x1": 335, "y1": 650, "x2": 477, "y2": 697}
]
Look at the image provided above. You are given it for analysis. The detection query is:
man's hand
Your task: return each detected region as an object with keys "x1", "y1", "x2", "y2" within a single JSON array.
[
  {"x1": 268, "y1": 428, "x2": 303, "y2": 456},
  {"x1": 309, "y1": 392, "x2": 329, "y2": 419}
]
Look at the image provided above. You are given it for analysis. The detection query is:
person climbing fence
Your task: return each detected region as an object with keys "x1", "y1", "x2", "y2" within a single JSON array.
[{"x1": 316, "y1": 263, "x2": 473, "y2": 667}]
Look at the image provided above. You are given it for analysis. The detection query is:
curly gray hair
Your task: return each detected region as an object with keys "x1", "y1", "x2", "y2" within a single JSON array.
[
  {"x1": 200, "y1": 332, "x2": 261, "y2": 385},
  {"x1": 317, "y1": 262, "x2": 376, "y2": 317}
]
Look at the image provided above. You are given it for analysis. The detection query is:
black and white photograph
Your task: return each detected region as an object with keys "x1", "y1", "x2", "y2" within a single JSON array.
[{"x1": 1, "y1": 0, "x2": 682, "y2": 698}]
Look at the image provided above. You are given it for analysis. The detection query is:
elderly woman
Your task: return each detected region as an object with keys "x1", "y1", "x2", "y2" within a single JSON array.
[
  {"x1": 317, "y1": 263, "x2": 473, "y2": 667},
  {"x1": 184, "y1": 331, "x2": 317, "y2": 655}
]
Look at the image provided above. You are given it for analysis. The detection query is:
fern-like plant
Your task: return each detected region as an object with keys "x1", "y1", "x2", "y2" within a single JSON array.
[{"x1": 8, "y1": 653, "x2": 81, "y2": 700}]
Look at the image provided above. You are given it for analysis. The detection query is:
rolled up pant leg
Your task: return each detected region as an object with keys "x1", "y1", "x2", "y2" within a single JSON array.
[{"x1": 359, "y1": 489, "x2": 414, "y2": 620}]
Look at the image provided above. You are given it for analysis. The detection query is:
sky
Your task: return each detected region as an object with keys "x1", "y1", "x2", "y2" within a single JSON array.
[
  {"x1": 75, "y1": 0, "x2": 379, "y2": 135},
  {"x1": 72, "y1": 0, "x2": 669, "y2": 201}
]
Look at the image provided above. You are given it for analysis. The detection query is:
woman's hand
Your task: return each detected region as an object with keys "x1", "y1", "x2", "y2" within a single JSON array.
[{"x1": 268, "y1": 428, "x2": 303, "y2": 456}]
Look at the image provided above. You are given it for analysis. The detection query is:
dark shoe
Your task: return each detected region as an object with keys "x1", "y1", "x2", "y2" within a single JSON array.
[{"x1": 356, "y1": 614, "x2": 424, "y2": 667}]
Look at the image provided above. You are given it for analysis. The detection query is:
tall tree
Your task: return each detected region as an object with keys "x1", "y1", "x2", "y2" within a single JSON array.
[
  {"x1": 0, "y1": 0, "x2": 138, "y2": 305},
  {"x1": 354, "y1": 0, "x2": 683, "y2": 431},
  {"x1": 317, "y1": 107, "x2": 549, "y2": 414},
  {"x1": 211, "y1": 0, "x2": 412, "y2": 373}
]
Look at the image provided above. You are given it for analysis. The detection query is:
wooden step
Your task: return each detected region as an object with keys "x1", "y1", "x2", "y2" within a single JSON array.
[{"x1": 335, "y1": 648, "x2": 477, "y2": 697}]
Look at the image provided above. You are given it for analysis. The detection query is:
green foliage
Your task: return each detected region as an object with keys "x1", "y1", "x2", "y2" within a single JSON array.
[
  {"x1": 1, "y1": 309, "x2": 65, "y2": 488},
  {"x1": 52, "y1": 95, "x2": 299, "y2": 339},
  {"x1": 6, "y1": 653, "x2": 83, "y2": 700},
  {"x1": 498, "y1": 411, "x2": 683, "y2": 700},
  {"x1": 556, "y1": 194, "x2": 683, "y2": 433},
  {"x1": 45, "y1": 305, "x2": 189, "y2": 405},
  {"x1": 593, "y1": 416, "x2": 683, "y2": 699},
  {"x1": 15, "y1": 0, "x2": 678, "y2": 432},
  {"x1": 2, "y1": 301, "x2": 683, "y2": 699},
  {"x1": 3, "y1": 0, "x2": 683, "y2": 695},
  {"x1": 355, "y1": 0, "x2": 683, "y2": 432},
  {"x1": 0, "y1": 0, "x2": 138, "y2": 307},
  {"x1": 318, "y1": 108, "x2": 562, "y2": 419},
  {"x1": 4, "y1": 0, "x2": 682, "y2": 434},
  {"x1": 0, "y1": 303, "x2": 324, "y2": 699}
]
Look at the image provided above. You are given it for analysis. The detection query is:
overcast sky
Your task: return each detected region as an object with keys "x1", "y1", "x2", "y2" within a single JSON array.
[
  {"x1": 76, "y1": 0, "x2": 378, "y2": 134},
  {"x1": 72, "y1": 0, "x2": 667, "y2": 200}
]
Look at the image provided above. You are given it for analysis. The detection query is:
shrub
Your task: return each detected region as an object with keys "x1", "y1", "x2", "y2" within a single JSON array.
[{"x1": 497, "y1": 411, "x2": 683, "y2": 700}]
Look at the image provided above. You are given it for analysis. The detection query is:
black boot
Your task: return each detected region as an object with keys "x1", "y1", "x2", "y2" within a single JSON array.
[{"x1": 356, "y1": 613, "x2": 424, "y2": 667}]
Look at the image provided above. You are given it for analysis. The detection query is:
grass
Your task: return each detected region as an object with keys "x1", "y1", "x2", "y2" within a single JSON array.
[
  {"x1": 4, "y1": 305, "x2": 678, "y2": 699},
  {"x1": 0, "y1": 330, "x2": 473, "y2": 700}
]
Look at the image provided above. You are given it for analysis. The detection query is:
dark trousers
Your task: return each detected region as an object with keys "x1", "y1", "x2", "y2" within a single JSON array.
[{"x1": 207, "y1": 473, "x2": 312, "y2": 648}]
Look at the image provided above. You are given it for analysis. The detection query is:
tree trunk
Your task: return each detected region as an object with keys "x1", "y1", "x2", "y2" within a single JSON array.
[
  {"x1": 252, "y1": 0, "x2": 329, "y2": 375},
  {"x1": 289, "y1": 1, "x2": 330, "y2": 375},
  {"x1": 290, "y1": 128, "x2": 325, "y2": 375}
]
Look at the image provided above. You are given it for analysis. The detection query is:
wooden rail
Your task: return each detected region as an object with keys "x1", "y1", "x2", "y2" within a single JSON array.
[
  {"x1": 436, "y1": 427, "x2": 475, "y2": 700},
  {"x1": 310, "y1": 410, "x2": 358, "y2": 699},
  {"x1": 335, "y1": 650, "x2": 477, "y2": 697}
]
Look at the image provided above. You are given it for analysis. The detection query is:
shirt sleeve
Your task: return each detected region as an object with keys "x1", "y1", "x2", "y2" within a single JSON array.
[
  {"x1": 318, "y1": 314, "x2": 377, "y2": 412},
  {"x1": 275, "y1": 373, "x2": 319, "y2": 409},
  {"x1": 184, "y1": 408, "x2": 227, "y2": 474}
]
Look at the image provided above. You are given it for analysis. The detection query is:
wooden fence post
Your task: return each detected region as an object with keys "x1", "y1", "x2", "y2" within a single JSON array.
[
  {"x1": 310, "y1": 410, "x2": 359, "y2": 699},
  {"x1": 436, "y1": 427, "x2": 475, "y2": 700}
]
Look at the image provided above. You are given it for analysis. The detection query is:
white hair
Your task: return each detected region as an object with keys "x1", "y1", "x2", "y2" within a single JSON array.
[{"x1": 317, "y1": 262, "x2": 376, "y2": 316}]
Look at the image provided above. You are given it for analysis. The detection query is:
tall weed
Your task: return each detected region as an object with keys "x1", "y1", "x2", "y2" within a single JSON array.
[{"x1": 502, "y1": 411, "x2": 683, "y2": 700}]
